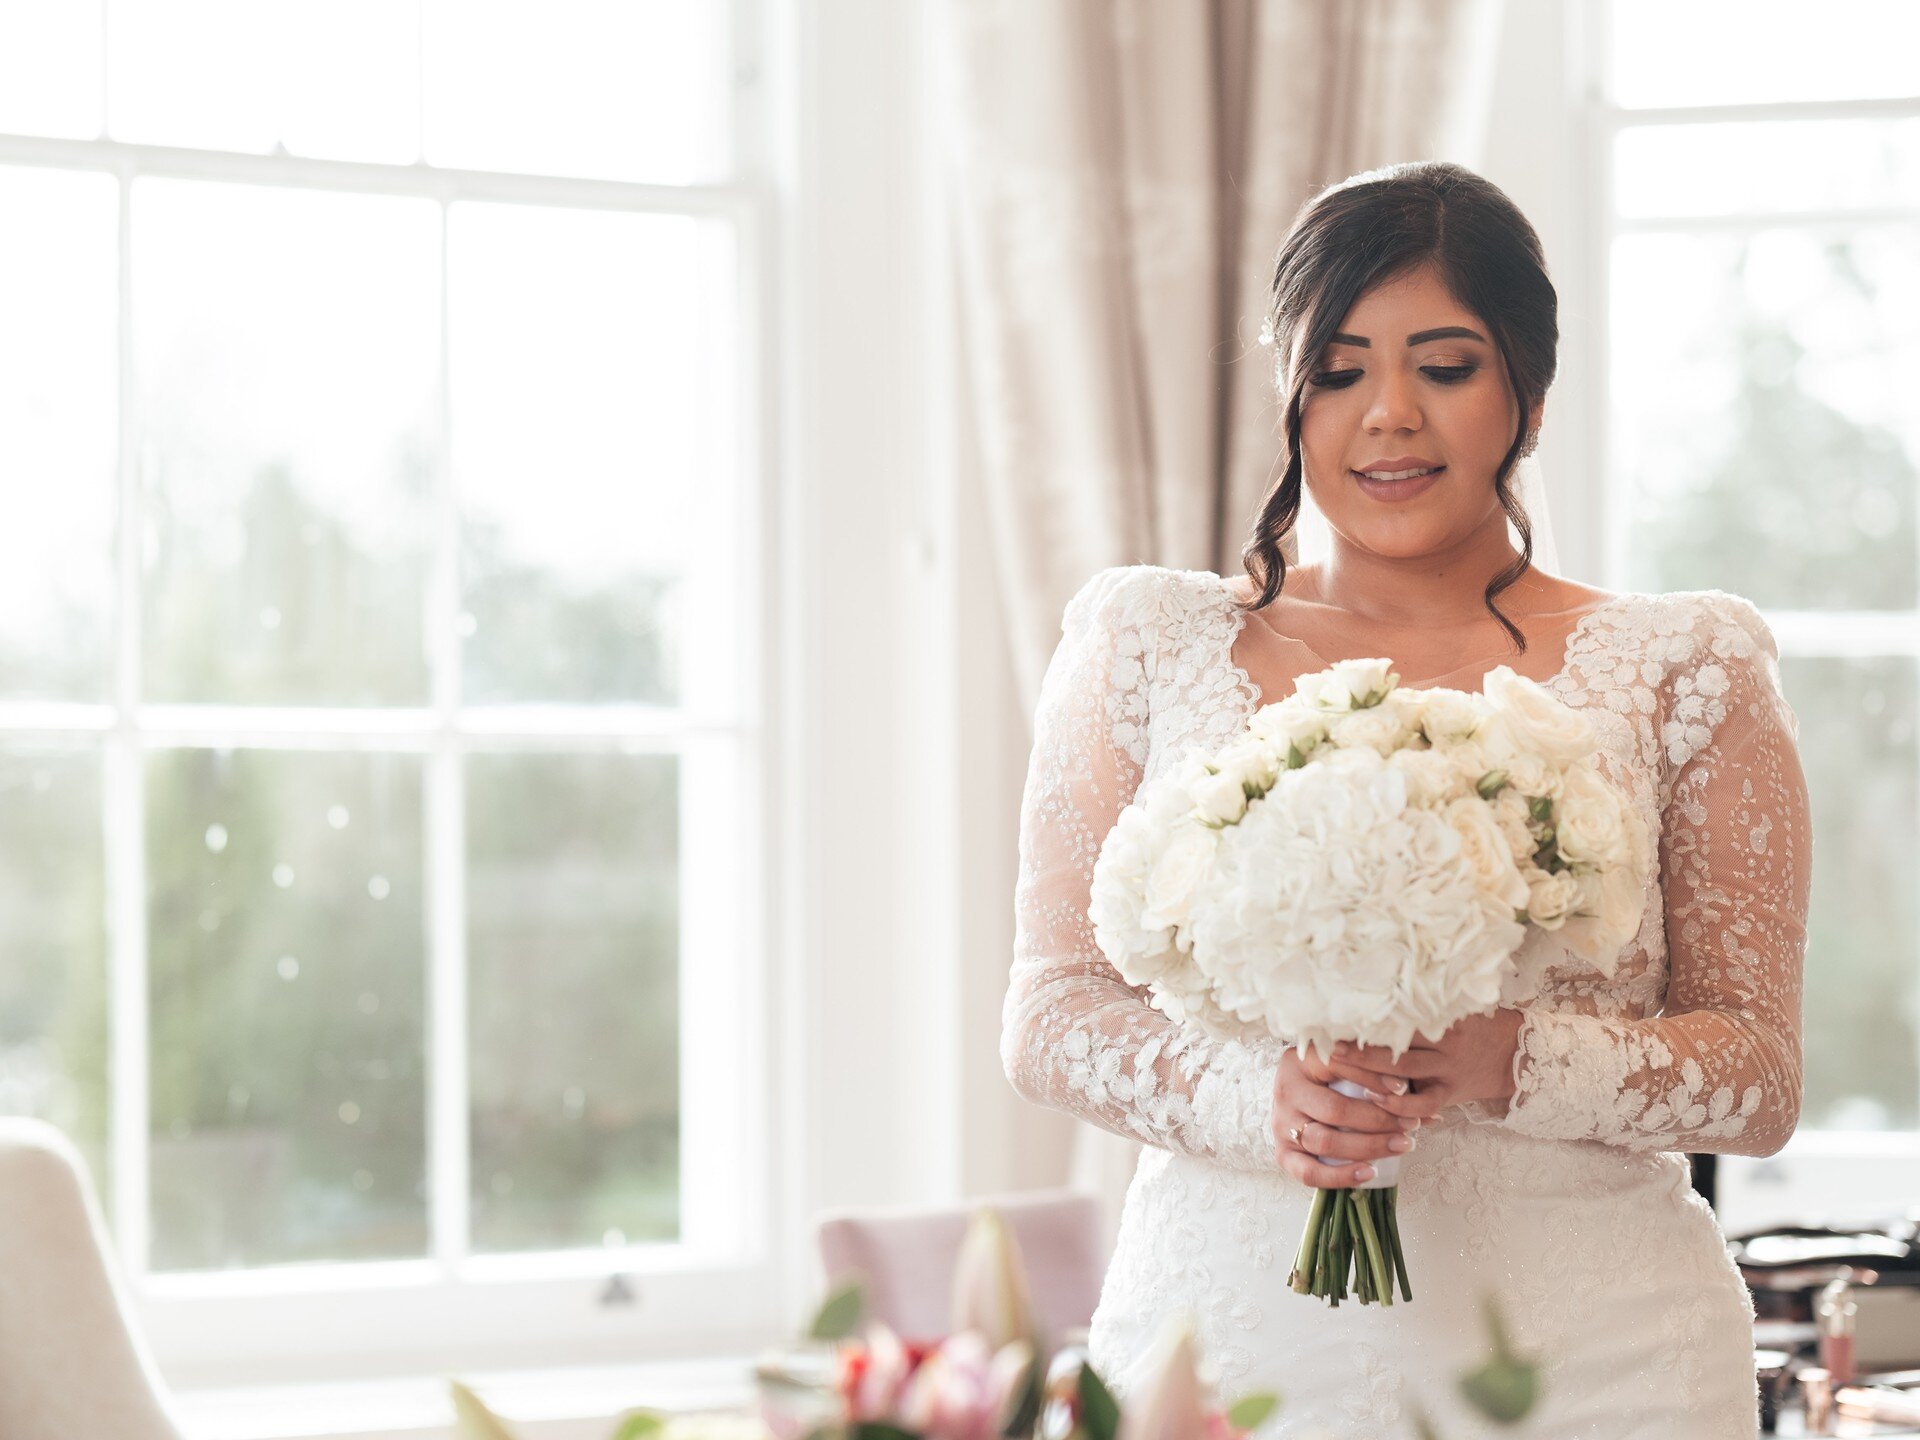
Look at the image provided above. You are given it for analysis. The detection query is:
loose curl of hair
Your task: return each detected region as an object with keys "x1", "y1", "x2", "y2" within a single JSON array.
[{"x1": 1239, "y1": 160, "x2": 1558, "y2": 653}]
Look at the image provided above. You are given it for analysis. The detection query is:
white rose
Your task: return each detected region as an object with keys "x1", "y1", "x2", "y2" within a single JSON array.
[
  {"x1": 1247, "y1": 701, "x2": 1330, "y2": 759},
  {"x1": 1387, "y1": 749, "x2": 1465, "y2": 807},
  {"x1": 1500, "y1": 751, "x2": 1561, "y2": 802},
  {"x1": 1483, "y1": 666, "x2": 1597, "y2": 764},
  {"x1": 1491, "y1": 787, "x2": 1538, "y2": 864},
  {"x1": 1442, "y1": 795, "x2": 1532, "y2": 912},
  {"x1": 1140, "y1": 823, "x2": 1219, "y2": 930},
  {"x1": 1525, "y1": 869, "x2": 1583, "y2": 929},
  {"x1": 1328, "y1": 706, "x2": 1409, "y2": 758},
  {"x1": 1412, "y1": 689, "x2": 1485, "y2": 747},
  {"x1": 1190, "y1": 767, "x2": 1249, "y2": 825},
  {"x1": 1554, "y1": 766, "x2": 1630, "y2": 867},
  {"x1": 1293, "y1": 658, "x2": 1397, "y2": 713}
]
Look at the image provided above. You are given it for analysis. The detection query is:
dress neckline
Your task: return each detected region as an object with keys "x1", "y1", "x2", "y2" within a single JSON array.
[{"x1": 1212, "y1": 573, "x2": 1643, "y2": 712}]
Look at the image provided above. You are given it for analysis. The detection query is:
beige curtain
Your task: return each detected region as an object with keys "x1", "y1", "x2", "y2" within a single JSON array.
[{"x1": 945, "y1": 0, "x2": 1507, "y2": 1235}]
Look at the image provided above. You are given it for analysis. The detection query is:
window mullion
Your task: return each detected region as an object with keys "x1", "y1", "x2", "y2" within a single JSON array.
[
  {"x1": 426, "y1": 192, "x2": 471, "y2": 1272},
  {"x1": 107, "y1": 150, "x2": 151, "y2": 1279}
]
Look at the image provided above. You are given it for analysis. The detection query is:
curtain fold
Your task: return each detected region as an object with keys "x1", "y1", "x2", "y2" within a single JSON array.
[{"x1": 944, "y1": 0, "x2": 1508, "y2": 1237}]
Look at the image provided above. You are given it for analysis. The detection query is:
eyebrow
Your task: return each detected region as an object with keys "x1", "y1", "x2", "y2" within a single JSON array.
[{"x1": 1327, "y1": 326, "x2": 1489, "y2": 348}]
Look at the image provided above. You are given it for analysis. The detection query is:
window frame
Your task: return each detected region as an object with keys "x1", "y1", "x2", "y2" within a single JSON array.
[
  {"x1": 0, "y1": 0, "x2": 797, "y2": 1388},
  {"x1": 1577, "y1": 0, "x2": 1920, "y2": 1216}
]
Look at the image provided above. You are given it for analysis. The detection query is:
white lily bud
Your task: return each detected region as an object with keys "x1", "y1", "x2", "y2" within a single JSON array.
[{"x1": 949, "y1": 1208, "x2": 1038, "y2": 1351}]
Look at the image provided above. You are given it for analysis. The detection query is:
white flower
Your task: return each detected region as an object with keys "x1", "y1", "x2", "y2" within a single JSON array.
[
  {"x1": 1247, "y1": 701, "x2": 1329, "y2": 760},
  {"x1": 1141, "y1": 823, "x2": 1219, "y2": 929},
  {"x1": 1525, "y1": 869, "x2": 1583, "y2": 929},
  {"x1": 1483, "y1": 665, "x2": 1597, "y2": 764},
  {"x1": 1491, "y1": 787, "x2": 1538, "y2": 863},
  {"x1": 1189, "y1": 768, "x2": 1249, "y2": 825},
  {"x1": 1328, "y1": 705, "x2": 1411, "y2": 758},
  {"x1": 1442, "y1": 795, "x2": 1532, "y2": 913},
  {"x1": 1412, "y1": 689, "x2": 1485, "y2": 746},
  {"x1": 1554, "y1": 765, "x2": 1631, "y2": 867},
  {"x1": 1292, "y1": 658, "x2": 1397, "y2": 713},
  {"x1": 1387, "y1": 748, "x2": 1465, "y2": 808}
]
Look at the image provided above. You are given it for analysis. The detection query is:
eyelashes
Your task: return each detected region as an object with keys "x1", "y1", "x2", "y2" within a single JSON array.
[{"x1": 1308, "y1": 365, "x2": 1478, "y2": 389}]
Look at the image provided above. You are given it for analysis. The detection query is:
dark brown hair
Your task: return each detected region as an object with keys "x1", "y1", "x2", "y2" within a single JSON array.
[{"x1": 1239, "y1": 160, "x2": 1558, "y2": 651}]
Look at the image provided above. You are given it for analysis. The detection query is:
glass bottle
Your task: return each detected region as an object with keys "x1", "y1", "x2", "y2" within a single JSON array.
[{"x1": 1815, "y1": 1275, "x2": 1859, "y2": 1387}]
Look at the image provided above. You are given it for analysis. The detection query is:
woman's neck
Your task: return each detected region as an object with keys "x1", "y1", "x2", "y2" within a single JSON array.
[{"x1": 1299, "y1": 536, "x2": 1557, "y2": 630}]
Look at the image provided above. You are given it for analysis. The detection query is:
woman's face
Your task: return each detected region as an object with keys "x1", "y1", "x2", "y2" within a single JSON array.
[{"x1": 1292, "y1": 261, "x2": 1543, "y2": 561}]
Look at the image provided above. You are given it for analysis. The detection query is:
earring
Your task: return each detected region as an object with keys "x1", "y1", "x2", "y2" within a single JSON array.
[{"x1": 1519, "y1": 429, "x2": 1540, "y2": 459}]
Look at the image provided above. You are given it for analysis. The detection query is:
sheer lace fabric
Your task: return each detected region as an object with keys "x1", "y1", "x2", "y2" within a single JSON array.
[
  {"x1": 1002, "y1": 564, "x2": 1811, "y2": 1436},
  {"x1": 1003, "y1": 563, "x2": 1810, "y2": 1165}
]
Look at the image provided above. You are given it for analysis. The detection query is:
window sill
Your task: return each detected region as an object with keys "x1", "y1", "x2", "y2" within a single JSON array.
[{"x1": 171, "y1": 1355, "x2": 758, "y2": 1440}]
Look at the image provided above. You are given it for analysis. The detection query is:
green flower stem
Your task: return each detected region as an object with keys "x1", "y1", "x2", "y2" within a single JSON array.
[
  {"x1": 1352, "y1": 1190, "x2": 1392, "y2": 1305},
  {"x1": 1291, "y1": 1186, "x2": 1330, "y2": 1294},
  {"x1": 1289, "y1": 1183, "x2": 1415, "y2": 1308},
  {"x1": 1384, "y1": 1189, "x2": 1413, "y2": 1303}
]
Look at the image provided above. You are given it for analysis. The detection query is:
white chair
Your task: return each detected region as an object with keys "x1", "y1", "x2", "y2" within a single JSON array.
[{"x1": 0, "y1": 1118, "x2": 186, "y2": 1439}]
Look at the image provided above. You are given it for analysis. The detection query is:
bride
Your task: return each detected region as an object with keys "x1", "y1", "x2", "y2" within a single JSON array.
[{"x1": 1002, "y1": 161, "x2": 1811, "y2": 1438}]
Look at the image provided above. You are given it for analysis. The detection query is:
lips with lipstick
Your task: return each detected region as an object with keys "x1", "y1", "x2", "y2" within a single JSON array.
[{"x1": 1352, "y1": 457, "x2": 1445, "y2": 500}]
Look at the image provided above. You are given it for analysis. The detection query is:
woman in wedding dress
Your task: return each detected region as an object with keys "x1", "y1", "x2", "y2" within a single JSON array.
[{"x1": 1002, "y1": 161, "x2": 1811, "y2": 1439}]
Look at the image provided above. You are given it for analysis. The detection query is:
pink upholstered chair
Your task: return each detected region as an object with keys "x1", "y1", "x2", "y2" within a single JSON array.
[
  {"x1": 0, "y1": 1119, "x2": 185, "y2": 1439},
  {"x1": 815, "y1": 1189, "x2": 1109, "y2": 1346}
]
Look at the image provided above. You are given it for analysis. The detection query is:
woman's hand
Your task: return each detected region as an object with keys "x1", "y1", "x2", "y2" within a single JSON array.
[
  {"x1": 1271, "y1": 1041, "x2": 1424, "y2": 1188},
  {"x1": 1330, "y1": 1007, "x2": 1526, "y2": 1117}
]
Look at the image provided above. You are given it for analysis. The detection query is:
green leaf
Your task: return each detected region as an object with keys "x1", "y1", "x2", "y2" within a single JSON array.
[
  {"x1": 449, "y1": 1380, "x2": 520, "y2": 1440},
  {"x1": 1407, "y1": 1399, "x2": 1445, "y2": 1440},
  {"x1": 808, "y1": 1281, "x2": 866, "y2": 1341},
  {"x1": 1474, "y1": 769, "x2": 1509, "y2": 799},
  {"x1": 850, "y1": 1425, "x2": 919, "y2": 1440},
  {"x1": 611, "y1": 1413, "x2": 668, "y2": 1440},
  {"x1": 1225, "y1": 1392, "x2": 1280, "y2": 1430},
  {"x1": 1528, "y1": 796, "x2": 1554, "y2": 824},
  {"x1": 1287, "y1": 742, "x2": 1305, "y2": 769},
  {"x1": 1458, "y1": 1295, "x2": 1539, "y2": 1423},
  {"x1": 1076, "y1": 1362, "x2": 1121, "y2": 1440}
]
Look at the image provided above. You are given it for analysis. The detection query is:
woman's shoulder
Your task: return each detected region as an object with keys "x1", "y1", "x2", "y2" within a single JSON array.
[
  {"x1": 1060, "y1": 563, "x2": 1231, "y2": 636},
  {"x1": 1599, "y1": 586, "x2": 1779, "y2": 663}
]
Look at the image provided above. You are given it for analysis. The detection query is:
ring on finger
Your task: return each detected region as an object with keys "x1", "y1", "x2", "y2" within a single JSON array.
[{"x1": 1287, "y1": 1124, "x2": 1305, "y2": 1148}]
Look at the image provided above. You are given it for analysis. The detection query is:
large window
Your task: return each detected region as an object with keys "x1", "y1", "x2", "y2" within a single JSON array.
[
  {"x1": 1590, "y1": 0, "x2": 1920, "y2": 1225},
  {"x1": 0, "y1": 0, "x2": 774, "y2": 1381}
]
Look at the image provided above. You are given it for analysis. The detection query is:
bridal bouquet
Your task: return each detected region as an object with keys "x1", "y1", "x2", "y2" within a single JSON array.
[{"x1": 1088, "y1": 657, "x2": 1653, "y2": 1308}]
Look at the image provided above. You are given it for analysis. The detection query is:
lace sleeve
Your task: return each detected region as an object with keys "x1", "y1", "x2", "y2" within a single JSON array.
[
  {"x1": 1500, "y1": 593, "x2": 1812, "y2": 1155},
  {"x1": 1000, "y1": 567, "x2": 1284, "y2": 1172}
]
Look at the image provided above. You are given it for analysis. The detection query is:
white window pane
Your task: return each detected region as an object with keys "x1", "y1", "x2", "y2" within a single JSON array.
[
  {"x1": 134, "y1": 178, "x2": 439, "y2": 705},
  {"x1": 0, "y1": 166, "x2": 117, "y2": 701},
  {"x1": 1787, "y1": 656, "x2": 1919, "y2": 1130},
  {"x1": 450, "y1": 204, "x2": 732, "y2": 704},
  {"x1": 147, "y1": 748, "x2": 427, "y2": 1271},
  {"x1": 422, "y1": 0, "x2": 732, "y2": 183},
  {"x1": 1613, "y1": 227, "x2": 1920, "y2": 610},
  {"x1": 1616, "y1": 119, "x2": 1920, "y2": 220},
  {"x1": 466, "y1": 752, "x2": 679, "y2": 1254},
  {"x1": 0, "y1": 0, "x2": 103, "y2": 138},
  {"x1": 0, "y1": 747, "x2": 110, "y2": 1206},
  {"x1": 107, "y1": 0, "x2": 418, "y2": 162},
  {"x1": 1610, "y1": 0, "x2": 1920, "y2": 109}
]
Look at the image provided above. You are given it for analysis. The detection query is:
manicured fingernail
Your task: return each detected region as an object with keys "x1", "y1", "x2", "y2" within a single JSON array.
[
  {"x1": 1389, "y1": 1079, "x2": 1409, "y2": 1095},
  {"x1": 1355, "y1": 1165, "x2": 1375, "y2": 1180},
  {"x1": 1388, "y1": 1135, "x2": 1411, "y2": 1152}
]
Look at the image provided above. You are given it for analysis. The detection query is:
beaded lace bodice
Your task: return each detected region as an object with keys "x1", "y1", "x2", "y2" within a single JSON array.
[{"x1": 1001, "y1": 564, "x2": 1813, "y2": 1171}]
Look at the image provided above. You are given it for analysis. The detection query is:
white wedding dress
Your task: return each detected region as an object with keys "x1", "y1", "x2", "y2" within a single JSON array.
[{"x1": 1003, "y1": 565, "x2": 1813, "y2": 1440}]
